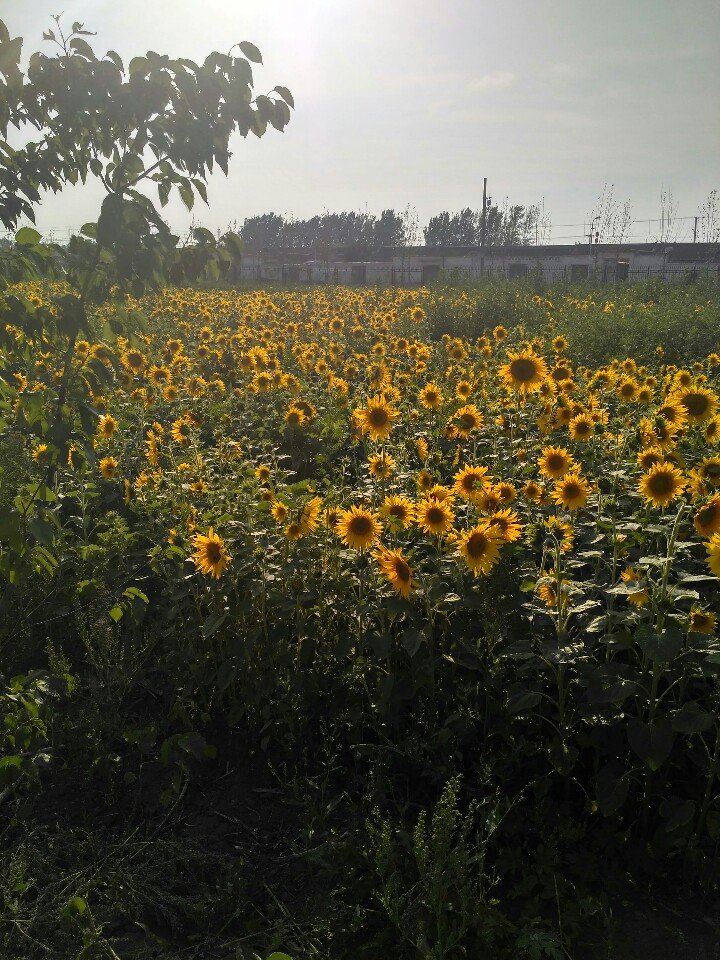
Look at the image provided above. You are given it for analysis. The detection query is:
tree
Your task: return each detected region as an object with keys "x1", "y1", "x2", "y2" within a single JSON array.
[{"x1": 0, "y1": 15, "x2": 292, "y2": 483}]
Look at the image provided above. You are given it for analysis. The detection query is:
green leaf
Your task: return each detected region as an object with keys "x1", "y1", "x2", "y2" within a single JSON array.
[
  {"x1": 15, "y1": 227, "x2": 41, "y2": 246},
  {"x1": 273, "y1": 85, "x2": 294, "y2": 109},
  {"x1": 108, "y1": 605, "x2": 124, "y2": 623},
  {"x1": 239, "y1": 40, "x2": 262, "y2": 63},
  {"x1": 671, "y1": 701, "x2": 715, "y2": 734},
  {"x1": 635, "y1": 625, "x2": 683, "y2": 664},
  {"x1": 178, "y1": 182, "x2": 194, "y2": 211},
  {"x1": 596, "y1": 766, "x2": 629, "y2": 816},
  {"x1": 627, "y1": 718, "x2": 675, "y2": 770},
  {"x1": 0, "y1": 755, "x2": 23, "y2": 787},
  {"x1": 506, "y1": 689, "x2": 541, "y2": 715}
]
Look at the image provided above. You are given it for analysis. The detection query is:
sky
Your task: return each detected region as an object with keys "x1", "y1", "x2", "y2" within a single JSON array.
[{"x1": 3, "y1": 0, "x2": 720, "y2": 244}]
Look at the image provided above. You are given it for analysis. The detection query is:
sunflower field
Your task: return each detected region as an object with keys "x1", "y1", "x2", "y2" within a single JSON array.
[{"x1": 2, "y1": 279, "x2": 720, "y2": 958}]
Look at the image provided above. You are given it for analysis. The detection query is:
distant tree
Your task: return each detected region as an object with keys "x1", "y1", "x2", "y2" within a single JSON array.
[
  {"x1": 423, "y1": 202, "x2": 546, "y2": 247},
  {"x1": 697, "y1": 190, "x2": 720, "y2": 243},
  {"x1": 240, "y1": 209, "x2": 407, "y2": 251}
]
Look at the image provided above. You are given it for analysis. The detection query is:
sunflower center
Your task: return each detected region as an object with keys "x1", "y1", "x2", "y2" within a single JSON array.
[
  {"x1": 466, "y1": 532, "x2": 489, "y2": 557},
  {"x1": 427, "y1": 507, "x2": 445, "y2": 524},
  {"x1": 349, "y1": 516, "x2": 372, "y2": 536},
  {"x1": 510, "y1": 358, "x2": 538, "y2": 383},
  {"x1": 564, "y1": 482, "x2": 581, "y2": 499},
  {"x1": 368, "y1": 408, "x2": 389, "y2": 427},
  {"x1": 684, "y1": 393, "x2": 709, "y2": 415},
  {"x1": 649, "y1": 473, "x2": 673, "y2": 494},
  {"x1": 394, "y1": 560, "x2": 411, "y2": 583}
]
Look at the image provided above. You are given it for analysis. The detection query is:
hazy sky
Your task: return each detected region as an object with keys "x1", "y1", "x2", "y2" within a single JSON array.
[{"x1": 4, "y1": 0, "x2": 720, "y2": 243}]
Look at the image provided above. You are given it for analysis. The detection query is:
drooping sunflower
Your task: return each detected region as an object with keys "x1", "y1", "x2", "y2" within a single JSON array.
[
  {"x1": 621, "y1": 567, "x2": 649, "y2": 608},
  {"x1": 379, "y1": 495, "x2": 414, "y2": 530},
  {"x1": 638, "y1": 462, "x2": 686, "y2": 508},
  {"x1": 675, "y1": 385, "x2": 718, "y2": 423},
  {"x1": 271, "y1": 500, "x2": 289, "y2": 524},
  {"x1": 553, "y1": 472, "x2": 590, "y2": 511},
  {"x1": 99, "y1": 456, "x2": 118, "y2": 480},
  {"x1": 300, "y1": 496, "x2": 323, "y2": 534},
  {"x1": 191, "y1": 528, "x2": 231, "y2": 578},
  {"x1": 170, "y1": 417, "x2": 193, "y2": 446},
  {"x1": 697, "y1": 457, "x2": 720, "y2": 489},
  {"x1": 487, "y1": 508, "x2": 523, "y2": 543},
  {"x1": 415, "y1": 497, "x2": 455, "y2": 535},
  {"x1": 688, "y1": 608, "x2": 716, "y2": 635},
  {"x1": 538, "y1": 446, "x2": 574, "y2": 480},
  {"x1": 707, "y1": 534, "x2": 720, "y2": 577},
  {"x1": 336, "y1": 505, "x2": 381, "y2": 550},
  {"x1": 355, "y1": 395, "x2": 399, "y2": 442},
  {"x1": 694, "y1": 496, "x2": 720, "y2": 537},
  {"x1": 375, "y1": 546, "x2": 415, "y2": 599},
  {"x1": 544, "y1": 516, "x2": 574, "y2": 552},
  {"x1": 457, "y1": 523, "x2": 503, "y2": 576},
  {"x1": 453, "y1": 465, "x2": 490, "y2": 502},
  {"x1": 499, "y1": 348, "x2": 548, "y2": 395}
]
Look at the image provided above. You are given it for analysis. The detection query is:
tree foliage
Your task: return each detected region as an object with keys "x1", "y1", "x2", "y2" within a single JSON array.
[
  {"x1": 424, "y1": 202, "x2": 548, "y2": 247},
  {"x1": 240, "y1": 208, "x2": 407, "y2": 252}
]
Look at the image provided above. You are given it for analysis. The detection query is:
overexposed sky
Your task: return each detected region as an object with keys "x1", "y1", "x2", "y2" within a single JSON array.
[{"x1": 3, "y1": 0, "x2": 719, "y2": 242}]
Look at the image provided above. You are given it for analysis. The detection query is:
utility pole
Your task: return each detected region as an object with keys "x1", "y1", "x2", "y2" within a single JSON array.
[
  {"x1": 481, "y1": 177, "x2": 487, "y2": 247},
  {"x1": 693, "y1": 216, "x2": 698, "y2": 243}
]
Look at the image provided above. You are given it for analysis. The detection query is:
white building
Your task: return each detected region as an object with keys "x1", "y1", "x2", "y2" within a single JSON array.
[{"x1": 237, "y1": 242, "x2": 720, "y2": 285}]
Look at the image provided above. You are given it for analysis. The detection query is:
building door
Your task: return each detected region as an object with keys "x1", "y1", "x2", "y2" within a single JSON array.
[
  {"x1": 350, "y1": 264, "x2": 366, "y2": 285},
  {"x1": 422, "y1": 264, "x2": 441, "y2": 284}
]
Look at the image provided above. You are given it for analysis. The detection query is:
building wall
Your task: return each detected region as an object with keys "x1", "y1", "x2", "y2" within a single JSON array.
[{"x1": 238, "y1": 246, "x2": 719, "y2": 285}]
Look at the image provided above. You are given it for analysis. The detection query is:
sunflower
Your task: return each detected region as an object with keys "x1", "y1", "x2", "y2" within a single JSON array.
[
  {"x1": 688, "y1": 608, "x2": 716, "y2": 634},
  {"x1": 416, "y1": 437, "x2": 429, "y2": 462},
  {"x1": 284, "y1": 405, "x2": 308, "y2": 428},
  {"x1": 99, "y1": 456, "x2": 118, "y2": 480},
  {"x1": 336, "y1": 505, "x2": 381, "y2": 550},
  {"x1": 569, "y1": 413, "x2": 594, "y2": 442},
  {"x1": 122, "y1": 348, "x2": 146, "y2": 372},
  {"x1": 553, "y1": 472, "x2": 590, "y2": 511},
  {"x1": 368, "y1": 452, "x2": 396, "y2": 480},
  {"x1": 538, "y1": 446, "x2": 574, "y2": 480},
  {"x1": 675, "y1": 385, "x2": 718, "y2": 423},
  {"x1": 148, "y1": 365, "x2": 171, "y2": 386},
  {"x1": 523, "y1": 480, "x2": 545, "y2": 503},
  {"x1": 170, "y1": 417, "x2": 193, "y2": 446},
  {"x1": 452, "y1": 404, "x2": 484, "y2": 437},
  {"x1": 416, "y1": 497, "x2": 455, "y2": 535},
  {"x1": 705, "y1": 418, "x2": 720, "y2": 445},
  {"x1": 621, "y1": 567, "x2": 649, "y2": 607},
  {"x1": 544, "y1": 516, "x2": 574, "y2": 552},
  {"x1": 67, "y1": 445, "x2": 85, "y2": 470},
  {"x1": 694, "y1": 497, "x2": 720, "y2": 537},
  {"x1": 616, "y1": 378, "x2": 639, "y2": 402},
  {"x1": 379, "y1": 495, "x2": 414, "y2": 530},
  {"x1": 97, "y1": 414, "x2": 118, "y2": 439},
  {"x1": 453, "y1": 465, "x2": 490, "y2": 502},
  {"x1": 419, "y1": 382, "x2": 444, "y2": 410},
  {"x1": 457, "y1": 523, "x2": 503, "y2": 576},
  {"x1": 499, "y1": 348, "x2": 548, "y2": 394},
  {"x1": 638, "y1": 462, "x2": 686, "y2": 508},
  {"x1": 300, "y1": 496, "x2": 323, "y2": 534},
  {"x1": 255, "y1": 465, "x2": 271, "y2": 485},
  {"x1": 636, "y1": 447, "x2": 665, "y2": 471},
  {"x1": 191, "y1": 527, "x2": 231, "y2": 578},
  {"x1": 707, "y1": 534, "x2": 720, "y2": 577},
  {"x1": 355, "y1": 395, "x2": 399, "y2": 442},
  {"x1": 537, "y1": 573, "x2": 569, "y2": 611},
  {"x1": 488, "y1": 508, "x2": 523, "y2": 543},
  {"x1": 375, "y1": 546, "x2": 415, "y2": 599},
  {"x1": 697, "y1": 457, "x2": 720, "y2": 489},
  {"x1": 416, "y1": 469, "x2": 434, "y2": 492},
  {"x1": 284, "y1": 521, "x2": 304, "y2": 541},
  {"x1": 271, "y1": 500, "x2": 289, "y2": 524}
]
